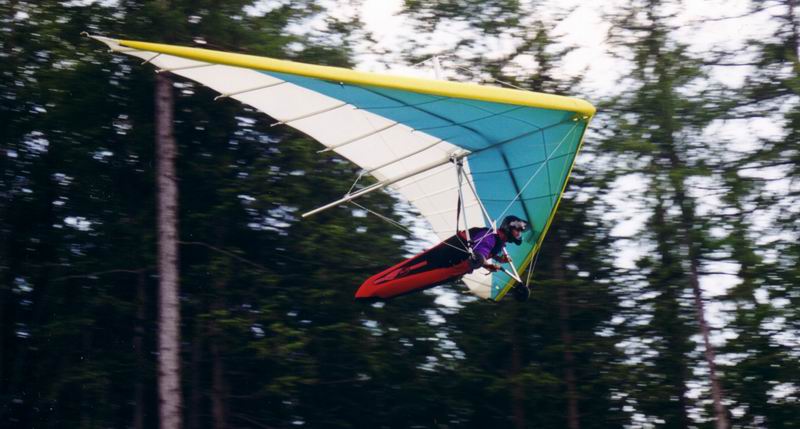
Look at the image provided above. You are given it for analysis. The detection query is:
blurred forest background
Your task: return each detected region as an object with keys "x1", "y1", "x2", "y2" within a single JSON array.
[{"x1": 1, "y1": 0, "x2": 798, "y2": 428}]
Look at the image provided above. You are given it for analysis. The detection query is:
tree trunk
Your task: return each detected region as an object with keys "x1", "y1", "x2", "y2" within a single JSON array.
[
  {"x1": 510, "y1": 323, "x2": 526, "y2": 429},
  {"x1": 134, "y1": 270, "x2": 147, "y2": 429},
  {"x1": 210, "y1": 339, "x2": 227, "y2": 429},
  {"x1": 554, "y1": 249, "x2": 580, "y2": 429},
  {"x1": 689, "y1": 260, "x2": 728, "y2": 429},
  {"x1": 674, "y1": 186, "x2": 729, "y2": 429},
  {"x1": 652, "y1": 199, "x2": 694, "y2": 429},
  {"x1": 654, "y1": 34, "x2": 728, "y2": 421},
  {"x1": 665, "y1": 126, "x2": 728, "y2": 427},
  {"x1": 5, "y1": 150, "x2": 59, "y2": 426},
  {"x1": 0, "y1": 282, "x2": 6, "y2": 398},
  {"x1": 155, "y1": 71, "x2": 182, "y2": 429},
  {"x1": 209, "y1": 275, "x2": 228, "y2": 429},
  {"x1": 188, "y1": 318, "x2": 202, "y2": 429}
]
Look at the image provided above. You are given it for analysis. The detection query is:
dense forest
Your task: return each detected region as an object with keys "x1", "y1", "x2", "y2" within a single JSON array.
[{"x1": 1, "y1": 0, "x2": 798, "y2": 428}]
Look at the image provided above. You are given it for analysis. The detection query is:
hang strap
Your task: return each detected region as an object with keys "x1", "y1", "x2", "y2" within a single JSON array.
[{"x1": 454, "y1": 158, "x2": 474, "y2": 257}]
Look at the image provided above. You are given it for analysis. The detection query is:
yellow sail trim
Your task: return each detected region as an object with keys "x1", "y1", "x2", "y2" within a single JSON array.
[{"x1": 117, "y1": 39, "x2": 596, "y2": 117}]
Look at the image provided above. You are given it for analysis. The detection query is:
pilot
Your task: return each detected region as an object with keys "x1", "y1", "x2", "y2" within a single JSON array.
[{"x1": 467, "y1": 215, "x2": 529, "y2": 272}]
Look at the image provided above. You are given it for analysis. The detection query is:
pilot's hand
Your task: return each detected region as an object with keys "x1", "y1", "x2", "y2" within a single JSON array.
[
  {"x1": 485, "y1": 263, "x2": 501, "y2": 272},
  {"x1": 469, "y1": 253, "x2": 486, "y2": 269}
]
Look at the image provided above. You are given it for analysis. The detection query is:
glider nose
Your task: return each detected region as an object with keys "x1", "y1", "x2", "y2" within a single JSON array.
[{"x1": 355, "y1": 282, "x2": 378, "y2": 299}]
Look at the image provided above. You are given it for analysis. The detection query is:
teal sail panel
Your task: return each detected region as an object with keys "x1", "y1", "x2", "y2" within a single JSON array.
[{"x1": 262, "y1": 71, "x2": 587, "y2": 299}]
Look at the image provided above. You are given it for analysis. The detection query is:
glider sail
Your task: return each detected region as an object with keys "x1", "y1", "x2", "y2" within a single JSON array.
[{"x1": 88, "y1": 35, "x2": 595, "y2": 301}]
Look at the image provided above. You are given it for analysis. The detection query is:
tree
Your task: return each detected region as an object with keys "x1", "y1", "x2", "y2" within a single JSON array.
[
  {"x1": 605, "y1": 0, "x2": 730, "y2": 426},
  {"x1": 0, "y1": 0, "x2": 423, "y2": 427},
  {"x1": 396, "y1": 2, "x2": 625, "y2": 427},
  {"x1": 710, "y1": 0, "x2": 800, "y2": 425}
]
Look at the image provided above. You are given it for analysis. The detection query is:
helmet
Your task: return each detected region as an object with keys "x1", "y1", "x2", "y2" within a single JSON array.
[{"x1": 499, "y1": 215, "x2": 528, "y2": 245}]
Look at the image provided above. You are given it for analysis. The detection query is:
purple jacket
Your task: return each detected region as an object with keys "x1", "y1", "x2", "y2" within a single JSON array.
[{"x1": 468, "y1": 227, "x2": 505, "y2": 260}]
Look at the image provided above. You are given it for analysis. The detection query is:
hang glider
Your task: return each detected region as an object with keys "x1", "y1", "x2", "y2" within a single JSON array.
[{"x1": 86, "y1": 34, "x2": 595, "y2": 301}]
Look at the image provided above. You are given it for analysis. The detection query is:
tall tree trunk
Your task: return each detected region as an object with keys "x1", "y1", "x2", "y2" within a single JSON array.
[
  {"x1": 188, "y1": 316, "x2": 202, "y2": 429},
  {"x1": 653, "y1": 200, "x2": 693, "y2": 429},
  {"x1": 6, "y1": 150, "x2": 58, "y2": 426},
  {"x1": 674, "y1": 185, "x2": 729, "y2": 429},
  {"x1": 134, "y1": 270, "x2": 147, "y2": 429},
  {"x1": 0, "y1": 282, "x2": 6, "y2": 398},
  {"x1": 689, "y1": 259, "x2": 728, "y2": 428},
  {"x1": 654, "y1": 28, "x2": 728, "y2": 421},
  {"x1": 510, "y1": 321, "x2": 525, "y2": 429},
  {"x1": 0, "y1": 0, "x2": 19, "y2": 395},
  {"x1": 155, "y1": 71, "x2": 182, "y2": 429},
  {"x1": 554, "y1": 249, "x2": 580, "y2": 429},
  {"x1": 80, "y1": 322, "x2": 95, "y2": 429},
  {"x1": 210, "y1": 338, "x2": 227, "y2": 429},
  {"x1": 209, "y1": 275, "x2": 228, "y2": 429}
]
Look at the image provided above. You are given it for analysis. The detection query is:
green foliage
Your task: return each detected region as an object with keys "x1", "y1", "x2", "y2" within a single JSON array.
[
  {"x1": 2, "y1": 0, "x2": 799, "y2": 428},
  {"x1": 708, "y1": 1, "x2": 800, "y2": 426},
  {"x1": 1, "y1": 0, "x2": 418, "y2": 427}
]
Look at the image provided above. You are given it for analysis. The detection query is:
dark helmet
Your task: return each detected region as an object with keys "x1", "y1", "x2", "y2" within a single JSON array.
[{"x1": 500, "y1": 215, "x2": 529, "y2": 245}]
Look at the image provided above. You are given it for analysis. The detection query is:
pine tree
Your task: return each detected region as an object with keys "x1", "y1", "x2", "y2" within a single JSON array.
[
  {"x1": 1, "y1": 0, "x2": 430, "y2": 427},
  {"x1": 397, "y1": 2, "x2": 625, "y2": 427},
  {"x1": 711, "y1": 0, "x2": 800, "y2": 425},
  {"x1": 605, "y1": 0, "x2": 731, "y2": 426}
]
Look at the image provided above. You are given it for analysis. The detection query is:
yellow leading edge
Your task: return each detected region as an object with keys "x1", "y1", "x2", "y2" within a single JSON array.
[{"x1": 118, "y1": 39, "x2": 596, "y2": 118}]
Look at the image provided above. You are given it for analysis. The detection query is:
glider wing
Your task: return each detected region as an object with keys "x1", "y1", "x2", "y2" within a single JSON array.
[{"x1": 88, "y1": 35, "x2": 594, "y2": 301}]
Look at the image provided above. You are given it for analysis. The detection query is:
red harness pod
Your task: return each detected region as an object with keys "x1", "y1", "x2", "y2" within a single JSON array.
[
  {"x1": 355, "y1": 230, "x2": 478, "y2": 299},
  {"x1": 356, "y1": 258, "x2": 471, "y2": 299}
]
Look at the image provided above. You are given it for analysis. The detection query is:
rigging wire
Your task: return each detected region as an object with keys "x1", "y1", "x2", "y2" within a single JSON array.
[
  {"x1": 523, "y1": 126, "x2": 577, "y2": 286},
  {"x1": 349, "y1": 201, "x2": 471, "y2": 255},
  {"x1": 408, "y1": 54, "x2": 527, "y2": 92},
  {"x1": 526, "y1": 246, "x2": 540, "y2": 286},
  {"x1": 349, "y1": 201, "x2": 412, "y2": 235},
  {"x1": 496, "y1": 120, "x2": 582, "y2": 221},
  {"x1": 451, "y1": 65, "x2": 528, "y2": 91}
]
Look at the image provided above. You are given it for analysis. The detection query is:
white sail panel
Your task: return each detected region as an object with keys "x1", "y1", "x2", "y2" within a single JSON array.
[{"x1": 90, "y1": 35, "x2": 484, "y2": 246}]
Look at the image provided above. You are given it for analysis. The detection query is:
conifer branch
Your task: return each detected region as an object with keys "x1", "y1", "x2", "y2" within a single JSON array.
[
  {"x1": 180, "y1": 241, "x2": 271, "y2": 272},
  {"x1": 52, "y1": 268, "x2": 150, "y2": 282}
]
